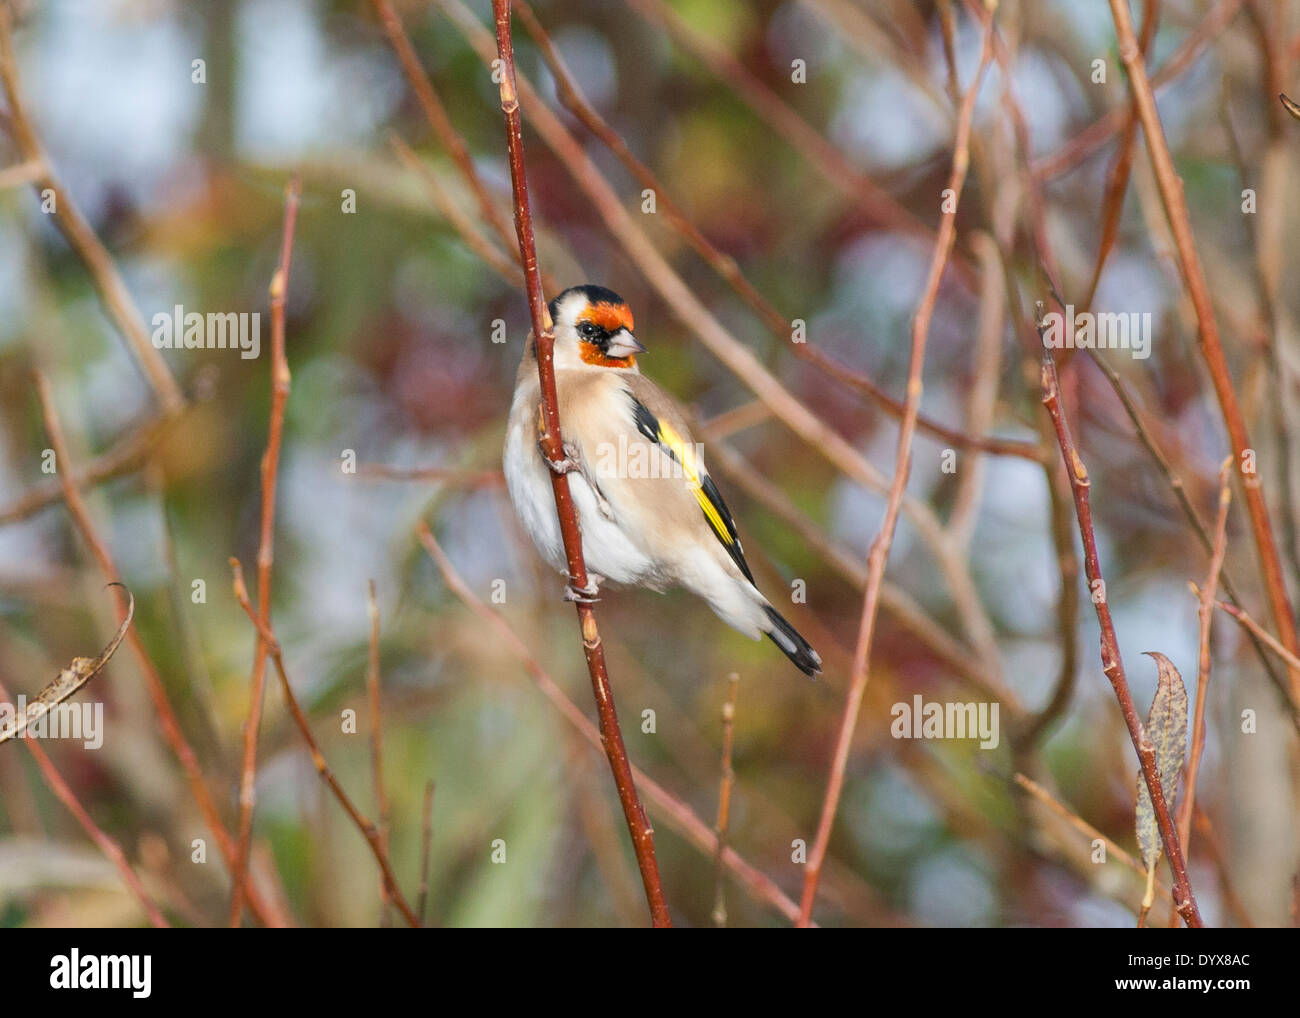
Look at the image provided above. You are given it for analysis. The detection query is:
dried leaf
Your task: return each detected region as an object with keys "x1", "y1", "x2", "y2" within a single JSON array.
[
  {"x1": 1134, "y1": 651, "x2": 1188, "y2": 880},
  {"x1": 0, "y1": 585, "x2": 132, "y2": 746}
]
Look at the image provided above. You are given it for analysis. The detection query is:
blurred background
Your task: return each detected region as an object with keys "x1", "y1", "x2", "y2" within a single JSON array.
[{"x1": 0, "y1": 0, "x2": 1297, "y2": 927}]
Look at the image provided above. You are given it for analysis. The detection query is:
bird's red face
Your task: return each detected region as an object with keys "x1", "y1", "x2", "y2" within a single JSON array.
[{"x1": 575, "y1": 299, "x2": 642, "y2": 368}]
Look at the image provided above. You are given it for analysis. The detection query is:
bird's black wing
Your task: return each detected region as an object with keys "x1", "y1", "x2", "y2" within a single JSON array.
[{"x1": 629, "y1": 395, "x2": 756, "y2": 585}]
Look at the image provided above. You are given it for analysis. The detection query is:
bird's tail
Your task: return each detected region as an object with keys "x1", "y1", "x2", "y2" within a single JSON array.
[{"x1": 762, "y1": 605, "x2": 822, "y2": 677}]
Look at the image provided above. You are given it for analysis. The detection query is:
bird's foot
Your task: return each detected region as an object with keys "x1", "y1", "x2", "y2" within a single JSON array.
[
  {"x1": 540, "y1": 440, "x2": 581, "y2": 476},
  {"x1": 563, "y1": 577, "x2": 602, "y2": 603}
]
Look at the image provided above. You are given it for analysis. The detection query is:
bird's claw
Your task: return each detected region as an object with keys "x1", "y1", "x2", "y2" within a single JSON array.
[
  {"x1": 540, "y1": 440, "x2": 581, "y2": 476},
  {"x1": 563, "y1": 579, "x2": 601, "y2": 604}
]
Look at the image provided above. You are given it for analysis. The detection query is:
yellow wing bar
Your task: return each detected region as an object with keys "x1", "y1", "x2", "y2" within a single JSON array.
[{"x1": 631, "y1": 396, "x2": 756, "y2": 584}]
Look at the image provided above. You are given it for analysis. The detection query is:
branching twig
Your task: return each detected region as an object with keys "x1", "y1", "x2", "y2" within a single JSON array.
[
  {"x1": 417, "y1": 522, "x2": 805, "y2": 924},
  {"x1": 33, "y1": 370, "x2": 285, "y2": 927},
  {"x1": 1034, "y1": 0, "x2": 1246, "y2": 180},
  {"x1": 1040, "y1": 343, "x2": 1202, "y2": 927},
  {"x1": 1177, "y1": 460, "x2": 1232, "y2": 865},
  {"x1": 366, "y1": 580, "x2": 392, "y2": 924},
  {"x1": 488, "y1": 0, "x2": 670, "y2": 927},
  {"x1": 1108, "y1": 0, "x2": 1300, "y2": 703},
  {"x1": 371, "y1": 0, "x2": 514, "y2": 253},
  {"x1": 796, "y1": 10, "x2": 995, "y2": 928},
  {"x1": 228, "y1": 558, "x2": 421, "y2": 928},
  {"x1": 229, "y1": 176, "x2": 301, "y2": 928},
  {"x1": 0, "y1": 666, "x2": 170, "y2": 928}
]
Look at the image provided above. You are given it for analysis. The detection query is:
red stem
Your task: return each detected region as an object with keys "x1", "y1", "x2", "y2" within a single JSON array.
[{"x1": 489, "y1": 0, "x2": 670, "y2": 928}]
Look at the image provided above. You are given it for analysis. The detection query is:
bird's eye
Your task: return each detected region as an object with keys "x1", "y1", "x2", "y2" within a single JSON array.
[{"x1": 578, "y1": 322, "x2": 598, "y2": 339}]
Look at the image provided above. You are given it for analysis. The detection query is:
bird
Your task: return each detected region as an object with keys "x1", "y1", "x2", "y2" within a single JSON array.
[{"x1": 503, "y1": 283, "x2": 822, "y2": 677}]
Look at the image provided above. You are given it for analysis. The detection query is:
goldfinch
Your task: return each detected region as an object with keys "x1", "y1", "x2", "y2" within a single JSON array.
[{"x1": 503, "y1": 284, "x2": 822, "y2": 677}]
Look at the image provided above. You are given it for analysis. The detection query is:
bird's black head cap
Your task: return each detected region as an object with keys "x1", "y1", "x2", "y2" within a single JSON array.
[{"x1": 547, "y1": 284, "x2": 627, "y2": 323}]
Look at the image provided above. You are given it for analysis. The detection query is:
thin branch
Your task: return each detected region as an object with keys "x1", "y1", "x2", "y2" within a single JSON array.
[
  {"x1": 0, "y1": 413, "x2": 174, "y2": 526},
  {"x1": 797, "y1": 10, "x2": 996, "y2": 928},
  {"x1": 1033, "y1": 0, "x2": 1246, "y2": 180},
  {"x1": 488, "y1": 0, "x2": 670, "y2": 928},
  {"x1": 1176, "y1": 459, "x2": 1232, "y2": 866},
  {"x1": 33, "y1": 370, "x2": 285, "y2": 927},
  {"x1": 1108, "y1": 0, "x2": 1300, "y2": 702},
  {"x1": 228, "y1": 558, "x2": 421, "y2": 928},
  {"x1": 417, "y1": 522, "x2": 806, "y2": 925},
  {"x1": 1213, "y1": 597, "x2": 1300, "y2": 677},
  {"x1": 0, "y1": 669, "x2": 170, "y2": 927},
  {"x1": 229, "y1": 176, "x2": 301, "y2": 928},
  {"x1": 1015, "y1": 772, "x2": 1170, "y2": 899},
  {"x1": 371, "y1": 0, "x2": 514, "y2": 253},
  {"x1": 1040, "y1": 342, "x2": 1202, "y2": 927},
  {"x1": 366, "y1": 580, "x2": 392, "y2": 924}
]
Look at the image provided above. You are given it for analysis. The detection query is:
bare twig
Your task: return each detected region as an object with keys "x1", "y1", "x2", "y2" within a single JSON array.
[
  {"x1": 1213, "y1": 598, "x2": 1300, "y2": 677},
  {"x1": 1108, "y1": 0, "x2": 1300, "y2": 702},
  {"x1": 371, "y1": 0, "x2": 514, "y2": 253},
  {"x1": 1176, "y1": 460, "x2": 1232, "y2": 866},
  {"x1": 0, "y1": 667, "x2": 170, "y2": 928},
  {"x1": 0, "y1": 413, "x2": 174, "y2": 526},
  {"x1": 33, "y1": 371, "x2": 284, "y2": 926},
  {"x1": 489, "y1": 0, "x2": 669, "y2": 927},
  {"x1": 1033, "y1": 0, "x2": 1246, "y2": 180},
  {"x1": 796, "y1": 10, "x2": 996, "y2": 928},
  {"x1": 417, "y1": 522, "x2": 805, "y2": 924},
  {"x1": 228, "y1": 558, "x2": 421, "y2": 928},
  {"x1": 366, "y1": 580, "x2": 392, "y2": 924},
  {"x1": 230, "y1": 176, "x2": 301, "y2": 928},
  {"x1": 1040, "y1": 342, "x2": 1202, "y2": 927}
]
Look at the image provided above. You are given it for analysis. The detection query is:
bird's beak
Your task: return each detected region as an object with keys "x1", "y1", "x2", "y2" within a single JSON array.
[{"x1": 605, "y1": 328, "x2": 646, "y2": 359}]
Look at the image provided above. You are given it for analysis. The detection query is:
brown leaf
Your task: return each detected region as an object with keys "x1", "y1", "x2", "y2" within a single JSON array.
[
  {"x1": 1135, "y1": 651, "x2": 1189, "y2": 873},
  {"x1": 0, "y1": 585, "x2": 133, "y2": 746}
]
